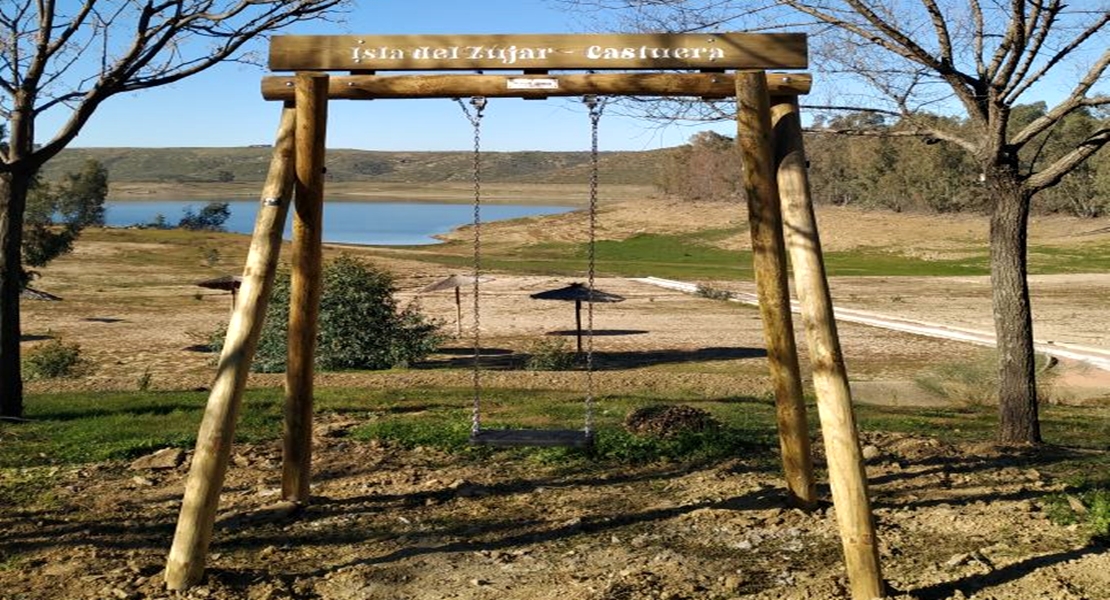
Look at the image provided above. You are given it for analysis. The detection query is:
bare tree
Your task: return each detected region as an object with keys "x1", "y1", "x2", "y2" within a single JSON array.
[
  {"x1": 0, "y1": 0, "x2": 348, "y2": 419},
  {"x1": 563, "y1": 0, "x2": 1110, "y2": 444}
]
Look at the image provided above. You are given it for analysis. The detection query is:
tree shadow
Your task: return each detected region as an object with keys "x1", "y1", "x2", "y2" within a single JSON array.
[
  {"x1": 867, "y1": 444, "x2": 1097, "y2": 510},
  {"x1": 417, "y1": 347, "x2": 521, "y2": 369},
  {"x1": 416, "y1": 346, "x2": 767, "y2": 371},
  {"x1": 908, "y1": 545, "x2": 1103, "y2": 600},
  {"x1": 591, "y1": 346, "x2": 766, "y2": 370}
]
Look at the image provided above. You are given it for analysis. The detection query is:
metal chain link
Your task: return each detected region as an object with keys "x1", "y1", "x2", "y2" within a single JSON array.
[
  {"x1": 584, "y1": 95, "x2": 605, "y2": 438},
  {"x1": 457, "y1": 96, "x2": 487, "y2": 437}
]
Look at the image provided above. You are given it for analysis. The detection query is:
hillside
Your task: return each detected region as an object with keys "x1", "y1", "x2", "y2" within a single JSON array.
[{"x1": 41, "y1": 146, "x2": 670, "y2": 188}]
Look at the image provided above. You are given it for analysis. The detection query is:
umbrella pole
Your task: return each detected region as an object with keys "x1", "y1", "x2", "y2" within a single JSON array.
[
  {"x1": 455, "y1": 286, "x2": 463, "y2": 337},
  {"x1": 575, "y1": 299, "x2": 583, "y2": 354}
]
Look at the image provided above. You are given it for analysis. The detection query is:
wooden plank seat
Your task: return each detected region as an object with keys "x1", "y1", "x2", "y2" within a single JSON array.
[{"x1": 469, "y1": 428, "x2": 593, "y2": 448}]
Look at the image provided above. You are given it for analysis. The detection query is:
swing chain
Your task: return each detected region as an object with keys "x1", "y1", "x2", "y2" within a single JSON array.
[
  {"x1": 458, "y1": 96, "x2": 487, "y2": 437},
  {"x1": 584, "y1": 95, "x2": 604, "y2": 437}
]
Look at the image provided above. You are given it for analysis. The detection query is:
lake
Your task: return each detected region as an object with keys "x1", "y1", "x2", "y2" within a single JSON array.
[{"x1": 104, "y1": 200, "x2": 574, "y2": 245}]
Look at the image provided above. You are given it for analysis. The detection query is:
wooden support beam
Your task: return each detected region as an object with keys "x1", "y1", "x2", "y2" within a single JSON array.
[
  {"x1": 261, "y1": 72, "x2": 811, "y2": 101},
  {"x1": 734, "y1": 71, "x2": 817, "y2": 510},
  {"x1": 282, "y1": 73, "x2": 329, "y2": 504},
  {"x1": 164, "y1": 105, "x2": 298, "y2": 590},
  {"x1": 771, "y1": 95, "x2": 885, "y2": 600}
]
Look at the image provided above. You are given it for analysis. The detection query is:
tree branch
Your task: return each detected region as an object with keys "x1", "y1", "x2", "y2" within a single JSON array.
[
  {"x1": 919, "y1": 0, "x2": 953, "y2": 67},
  {"x1": 1005, "y1": 9, "x2": 1110, "y2": 104},
  {"x1": 1003, "y1": 0, "x2": 1057, "y2": 98},
  {"x1": 983, "y1": 0, "x2": 1025, "y2": 83},
  {"x1": 810, "y1": 121, "x2": 978, "y2": 153},
  {"x1": 15, "y1": 0, "x2": 348, "y2": 169},
  {"x1": 970, "y1": 0, "x2": 986, "y2": 78},
  {"x1": 1011, "y1": 46, "x2": 1110, "y2": 147},
  {"x1": 787, "y1": 0, "x2": 985, "y2": 123},
  {"x1": 1025, "y1": 127, "x2": 1110, "y2": 193}
]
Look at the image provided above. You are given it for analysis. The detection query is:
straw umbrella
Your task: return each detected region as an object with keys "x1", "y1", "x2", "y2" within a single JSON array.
[
  {"x1": 196, "y1": 275, "x2": 242, "y2": 311},
  {"x1": 421, "y1": 274, "x2": 486, "y2": 337},
  {"x1": 530, "y1": 282, "x2": 624, "y2": 354}
]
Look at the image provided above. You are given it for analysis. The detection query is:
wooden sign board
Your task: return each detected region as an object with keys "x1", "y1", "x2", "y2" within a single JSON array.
[{"x1": 269, "y1": 33, "x2": 807, "y2": 72}]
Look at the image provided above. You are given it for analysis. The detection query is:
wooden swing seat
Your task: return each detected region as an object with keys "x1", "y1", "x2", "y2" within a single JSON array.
[{"x1": 470, "y1": 428, "x2": 594, "y2": 448}]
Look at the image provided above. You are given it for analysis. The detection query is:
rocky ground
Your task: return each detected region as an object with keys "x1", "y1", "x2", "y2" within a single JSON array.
[{"x1": 3, "y1": 418, "x2": 1108, "y2": 600}]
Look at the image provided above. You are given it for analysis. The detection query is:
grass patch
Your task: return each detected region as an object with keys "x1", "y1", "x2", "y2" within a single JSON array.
[
  {"x1": 1029, "y1": 242, "x2": 1110, "y2": 274},
  {"x1": 0, "y1": 467, "x2": 60, "y2": 510},
  {"x1": 385, "y1": 231, "x2": 999, "y2": 280},
  {"x1": 4, "y1": 385, "x2": 1107, "y2": 477},
  {"x1": 1043, "y1": 487, "x2": 1110, "y2": 544},
  {"x1": 913, "y1": 350, "x2": 1062, "y2": 407},
  {"x1": 384, "y1": 228, "x2": 1110, "y2": 281}
]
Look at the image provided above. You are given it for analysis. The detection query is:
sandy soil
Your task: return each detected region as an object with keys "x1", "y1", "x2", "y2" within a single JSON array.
[{"x1": 6, "y1": 196, "x2": 1110, "y2": 600}]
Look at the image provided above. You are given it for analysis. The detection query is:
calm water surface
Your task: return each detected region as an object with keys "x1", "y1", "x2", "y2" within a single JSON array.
[{"x1": 105, "y1": 200, "x2": 573, "y2": 245}]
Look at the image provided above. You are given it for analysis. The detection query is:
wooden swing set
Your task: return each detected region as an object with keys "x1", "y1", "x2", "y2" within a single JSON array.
[{"x1": 164, "y1": 33, "x2": 886, "y2": 600}]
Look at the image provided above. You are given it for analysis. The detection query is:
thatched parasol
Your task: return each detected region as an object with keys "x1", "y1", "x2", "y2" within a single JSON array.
[
  {"x1": 530, "y1": 282, "x2": 624, "y2": 353},
  {"x1": 421, "y1": 274, "x2": 488, "y2": 336},
  {"x1": 196, "y1": 275, "x2": 243, "y2": 310},
  {"x1": 21, "y1": 287, "x2": 62, "y2": 301}
]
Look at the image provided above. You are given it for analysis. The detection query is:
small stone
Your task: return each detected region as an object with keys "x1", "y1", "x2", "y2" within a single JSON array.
[
  {"x1": 470, "y1": 578, "x2": 489, "y2": 586},
  {"x1": 944, "y1": 552, "x2": 970, "y2": 567},
  {"x1": 722, "y1": 574, "x2": 745, "y2": 592},
  {"x1": 861, "y1": 445, "x2": 882, "y2": 461},
  {"x1": 131, "y1": 476, "x2": 155, "y2": 487},
  {"x1": 129, "y1": 448, "x2": 185, "y2": 470},
  {"x1": 562, "y1": 517, "x2": 583, "y2": 531}
]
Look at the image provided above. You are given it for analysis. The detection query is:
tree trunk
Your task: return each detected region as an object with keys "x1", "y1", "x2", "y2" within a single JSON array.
[
  {"x1": 987, "y1": 169, "x2": 1041, "y2": 444},
  {"x1": 0, "y1": 169, "x2": 30, "y2": 418}
]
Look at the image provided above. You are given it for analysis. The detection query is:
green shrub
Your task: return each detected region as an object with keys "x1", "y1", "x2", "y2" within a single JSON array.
[
  {"x1": 22, "y1": 339, "x2": 89, "y2": 380},
  {"x1": 178, "y1": 201, "x2": 230, "y2": 231},
  {"x1": 524, "y1": 337, "x2": 577, "y2": 371},
  {"x1": 695, "y1": 283, "x2": 732, "y2": 301},
  {"x1": 1043, "y1": 488, "x2": 1110, "y2": 544},
  {"x1": 213, "y1": 254, "x2": 445, "y2": 372}
]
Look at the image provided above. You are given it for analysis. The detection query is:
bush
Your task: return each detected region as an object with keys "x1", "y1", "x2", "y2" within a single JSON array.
[
  {"x1": 1044, "y1": 488, "x2": 1110, "y2": 544},
  {"x1": 524, "y1": 337, "x2": 576, "y2": 371},
  {"x1": 178, "y1": 202, "x2": 231, "y2": 231},
  {"x1": 22, "y1": 340, "x2": 90, "y2": 380},
  {"x1": 914, "y1": 351, "x2": 1058, "y2": 406},
  {"x1": 695, "y1": 284, "x2": 732, "y2": 301},
  {"x1": 215, "y1": 254, "x2": 445, "y2": 373}
]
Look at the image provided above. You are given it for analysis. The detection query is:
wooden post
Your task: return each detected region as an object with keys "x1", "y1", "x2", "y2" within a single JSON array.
[
  {"x1": 734, "y1": 71, "x2": 817, "y2": 509},
  {"x1": 283, "y1": 73, "x2": 329, "y2": 503},
  {"x1": 771, "y1": 95, "x2": 885, "y2": 600},
  {"x1": 165, "y1": 106, "x2": 298, "y2": 590}
]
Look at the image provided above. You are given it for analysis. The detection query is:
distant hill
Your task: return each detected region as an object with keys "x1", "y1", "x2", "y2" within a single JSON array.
[{"x1": 42, "y1": 147, "x2": 671, "y2": 187}]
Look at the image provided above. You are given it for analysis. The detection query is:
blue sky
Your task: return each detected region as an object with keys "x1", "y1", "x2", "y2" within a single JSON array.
[{"x1": 59, "y1": 0, "x2": 735, "y2": 153}]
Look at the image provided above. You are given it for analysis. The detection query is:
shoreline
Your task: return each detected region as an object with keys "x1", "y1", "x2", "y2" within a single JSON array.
[{"x1": 108, "y1": 181, "x2": 656, "y2": 206}]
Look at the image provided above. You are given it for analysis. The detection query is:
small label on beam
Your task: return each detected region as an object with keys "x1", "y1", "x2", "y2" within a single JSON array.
[{"x1": 507, "y1": 77, "x2": 559, "y2": 90}]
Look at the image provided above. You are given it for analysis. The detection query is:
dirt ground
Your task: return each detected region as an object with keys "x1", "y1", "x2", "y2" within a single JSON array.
[{"x1": 6, "y1": 196, "x2": 1110, "y2": 600}]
